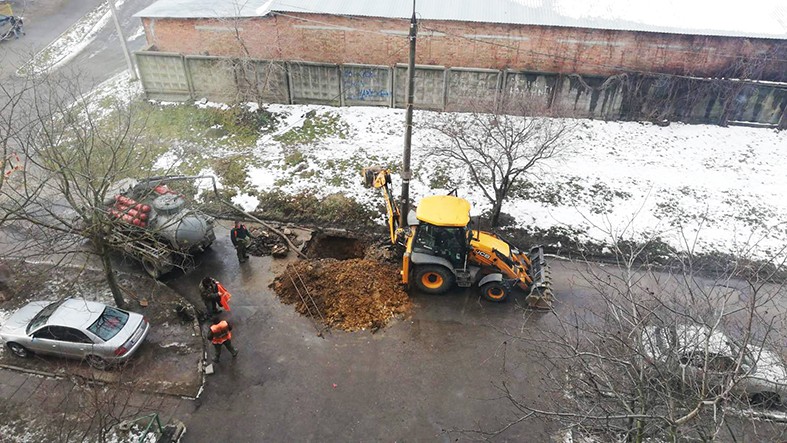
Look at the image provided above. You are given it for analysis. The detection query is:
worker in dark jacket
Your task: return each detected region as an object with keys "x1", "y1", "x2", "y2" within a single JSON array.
[
  {"x1": 230, "y1": 220, "x2": 251, "y2": 263},
  {"x1": 209, "y1": 316, "x2": 239, "y2": 363},
  {"x1": 199, "y1": 277, "x2": 222, "y2": 318}
]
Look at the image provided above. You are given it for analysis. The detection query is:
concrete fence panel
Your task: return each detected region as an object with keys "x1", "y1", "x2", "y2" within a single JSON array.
[
  {"x1": 133, "y1": 49, "x2": 786, "y2": 127},
  {"x1": 134, "y1": 51, "x2": 191, "y2": 101},
  {"x1": 445, "y1": 68, "x2": 500, "y2": 112},
  {"x1": 501, "y1": 71, "x2": 556, "y2": 113},
  {"x1": 394, "y1": 65, "x2": 446, "y2": 110},
  {"x1": 341, "y1": 64, "x2": 393, "y2": 107},
  {"x1": 235, "y1": 60, "x2": 290, "y2": 104},
  {"x1": 730, "y1": 85, "x2": 787, "y2": 125},
  {"x1": 185, "y1": 56, "x2": 238, "y2": 103},
  {"x1": 552, "y1": 75, "x2": 622, "y2": 119},
  {"x1": 288, "y1": 62, "x2": 341, "y2": 105}
]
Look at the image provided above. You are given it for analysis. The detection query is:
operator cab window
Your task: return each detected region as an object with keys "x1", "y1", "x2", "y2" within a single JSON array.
[{"x1": 413, "y1": 224, "x2": 466, "y2": 268}]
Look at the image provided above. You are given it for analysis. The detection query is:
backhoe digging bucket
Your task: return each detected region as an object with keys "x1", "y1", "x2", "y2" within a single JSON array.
[
  {"x1": 525, "y1": 246, "x2": 553, "y2": 310},
  {"x1": 362, "y1": 166, "x2": 389, "y2": 188}
]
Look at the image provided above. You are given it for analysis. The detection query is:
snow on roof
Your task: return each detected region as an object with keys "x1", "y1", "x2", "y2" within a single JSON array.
[{"x1": 134, "y1": 0, "x2": 787, "y2": 40}]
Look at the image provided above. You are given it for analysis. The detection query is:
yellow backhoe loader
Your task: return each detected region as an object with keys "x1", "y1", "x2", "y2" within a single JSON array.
[{"x1": 363, "y1": 167, "x2": 553, "y2": 309}]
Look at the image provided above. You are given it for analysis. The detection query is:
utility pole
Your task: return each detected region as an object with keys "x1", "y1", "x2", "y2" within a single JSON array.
[
  {"x1": 400, "y1": 1, "x2": 417, "y2": 227},
  {"x1": 108, "y1": 0, "x2": 137, "y2": 80}
]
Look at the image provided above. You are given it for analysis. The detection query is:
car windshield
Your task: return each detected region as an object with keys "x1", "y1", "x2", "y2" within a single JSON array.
[
  {"x1": 87, "y1": 307, "x2": 129, "y2": 341},
  {"x1": 26, "y1": 300, "x2": 66, "y2": 334}
]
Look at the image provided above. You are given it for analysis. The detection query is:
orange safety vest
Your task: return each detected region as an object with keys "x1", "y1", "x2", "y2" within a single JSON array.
[
  {"x1": 210, "y1": 321, "x2": 232, "y2": 344},
  {"x1": 217, "y1": 283, "x2": 232, "y2": 311}
]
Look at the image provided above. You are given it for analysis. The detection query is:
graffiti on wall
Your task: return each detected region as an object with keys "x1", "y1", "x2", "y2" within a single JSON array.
[{"x1": 342, "y1": 68, "x2": 390, "y2": 102}]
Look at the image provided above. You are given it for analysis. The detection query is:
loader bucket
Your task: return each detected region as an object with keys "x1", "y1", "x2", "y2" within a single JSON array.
[{"x1": 526, "y1": 246, "x2": 553, "y2": 310}]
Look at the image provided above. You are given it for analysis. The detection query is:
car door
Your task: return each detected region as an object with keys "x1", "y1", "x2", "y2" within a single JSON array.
[
  {"x1": 48, "y1": 326, "x2": 95, "y2": 358},
  {"x1": 30, "y1": 326, "x2": 65, "y2": 356}
]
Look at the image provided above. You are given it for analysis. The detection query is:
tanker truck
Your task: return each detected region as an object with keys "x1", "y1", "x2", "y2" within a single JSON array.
[{"x1": 102, "y1": 176, "x2": 216, "y2": 278}]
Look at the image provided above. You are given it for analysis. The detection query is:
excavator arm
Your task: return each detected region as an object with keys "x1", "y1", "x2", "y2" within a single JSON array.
[{"x1": 362, "y1": 167, "x2": 401, "y2": 245}]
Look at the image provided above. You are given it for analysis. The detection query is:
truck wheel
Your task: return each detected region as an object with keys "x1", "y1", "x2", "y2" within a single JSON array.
[
  {"x1": 751, "y1": 392, "x2": 781, "y2": 408},
  {"x1": 413, "y1": 265, "x2": 454, "y2": 294},
  {"x1": 480, "y1": 281, "x2": 509, "y2": 302},
  {"x1": 142, "y1": 258, "x2": 162, "y2": 279}
]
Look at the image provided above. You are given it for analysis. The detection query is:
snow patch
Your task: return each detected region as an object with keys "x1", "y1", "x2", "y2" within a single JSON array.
[{"x1": 231, "y1": 193, "x2": 259, "y2": 212}]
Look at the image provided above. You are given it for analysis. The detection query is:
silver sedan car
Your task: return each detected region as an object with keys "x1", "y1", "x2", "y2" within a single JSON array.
[
  {"x1": 642, "y1": 324, "x2": 787, "y2": 406},
  {"x1": 0, "y1": 298, "x2": 150, "y2": 369}
]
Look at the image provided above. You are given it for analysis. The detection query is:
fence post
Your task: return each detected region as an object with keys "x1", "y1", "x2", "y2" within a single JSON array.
[
  {"x1": 285, "y1": 62, "x2": 295, "y2": 104},
  {"x1": 183, "y1": 56, "x2": 195, "y2": 100},
  {"x1": 338, "y1": 65, "x2": 345, "y2": 107}
]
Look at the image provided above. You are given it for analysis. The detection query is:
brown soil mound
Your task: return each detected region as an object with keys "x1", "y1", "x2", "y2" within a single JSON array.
[{"x1": 271, "y1": 258, "x2": 411, "y2": 332}]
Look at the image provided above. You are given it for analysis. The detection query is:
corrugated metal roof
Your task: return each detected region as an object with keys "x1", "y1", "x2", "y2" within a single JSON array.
[{"x1": 134, "y1": 0, "x2": 787, "y2": 40}]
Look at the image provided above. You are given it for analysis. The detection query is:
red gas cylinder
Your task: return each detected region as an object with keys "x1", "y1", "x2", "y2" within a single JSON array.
[{"x1": 141, "y1": 205, "x2": 151, "y2": 213}]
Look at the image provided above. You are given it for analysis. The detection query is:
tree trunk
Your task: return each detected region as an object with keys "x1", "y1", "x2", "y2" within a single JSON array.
[
  {"x1": 490, "y1": 198, "x2": 504, "y2": 227},
  {"x1": 96, "y1": 239, "x2": 126, "y2": 309}
]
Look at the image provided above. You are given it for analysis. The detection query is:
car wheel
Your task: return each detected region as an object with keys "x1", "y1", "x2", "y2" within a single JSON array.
[
  {"x1": 413, "y1": 265, "x2": 454, "y2": 294},
  {"x1": 7, "y1": 342, "x2": 30, "y2": 358},
  {"x1": 86, "y1": 355, "x2": 109, "y2": 370},
  {"x1": 751, "y1": 392, "x2": 781, "y2": 408},
  {"x1": 480, "y1": 281, "x2": 509, "y2": 302}
]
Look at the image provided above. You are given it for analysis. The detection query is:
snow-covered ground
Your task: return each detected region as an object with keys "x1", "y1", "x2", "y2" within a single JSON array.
[{"x1": 247, "y1": 104, "x2": 787, "y2": 260}]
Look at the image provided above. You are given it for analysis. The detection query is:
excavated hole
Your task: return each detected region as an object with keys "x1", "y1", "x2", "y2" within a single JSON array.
[{"x1": 303, "y1": 233, "x2": 366, "y2": 260}]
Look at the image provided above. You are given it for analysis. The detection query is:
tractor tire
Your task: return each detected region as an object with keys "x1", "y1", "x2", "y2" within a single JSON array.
[
  {"x1": 413, "y1": 265, "x2": 454, "y2": 294},
  {"x1": 480, "y1": 281, "x2": 509, "y2": 302}
]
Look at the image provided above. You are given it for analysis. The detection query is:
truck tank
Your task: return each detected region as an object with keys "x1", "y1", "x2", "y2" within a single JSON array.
[{"x1": 103, "y1": 178, "x2": 216, "y2": 277}]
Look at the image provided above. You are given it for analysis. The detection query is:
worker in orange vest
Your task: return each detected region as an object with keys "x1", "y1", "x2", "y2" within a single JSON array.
[{"x1": 208, "y1": 316, "x2": 239, "y2": 363}]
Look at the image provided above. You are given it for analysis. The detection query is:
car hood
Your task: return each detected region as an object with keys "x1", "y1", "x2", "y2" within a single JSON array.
[
  {"x1": 750, "y1": 346, "x2": 787, "y2": 384},
  {"x1": 0, "y1": 301, "x2": 51, "y2": 336}
]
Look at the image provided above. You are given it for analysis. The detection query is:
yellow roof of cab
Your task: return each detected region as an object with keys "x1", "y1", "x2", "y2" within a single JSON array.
[{"x1": 416, "y1": 195, "x2": 470, "y2": 227}]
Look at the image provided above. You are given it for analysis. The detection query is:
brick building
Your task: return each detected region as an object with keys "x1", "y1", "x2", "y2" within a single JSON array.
[{"x1": 136, "y1": 0, "x2": 787, "y2": 81}]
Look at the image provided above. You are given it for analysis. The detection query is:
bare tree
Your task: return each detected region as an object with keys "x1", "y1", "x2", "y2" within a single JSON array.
[
  {"x1": 488, "y1": 225, "x2": 787, "y2": 442},
  {"x1": 427, "y1": 106, "x2": 575, "y2": 227},
  {"x1": 0, "y1": 73, "x2": 162, "y2": 308}
]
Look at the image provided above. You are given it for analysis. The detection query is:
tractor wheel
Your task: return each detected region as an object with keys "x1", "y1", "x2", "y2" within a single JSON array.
[
  {"x1": 413, "y1": 265, "x2": 454, "y2": 294},
  {"x1": 480, "y1": 281, "x2": 509, "y2": 302}
]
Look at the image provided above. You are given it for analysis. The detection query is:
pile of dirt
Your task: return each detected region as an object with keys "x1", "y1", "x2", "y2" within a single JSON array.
[
  {"x1": 247, "y1": 226, "x2": 291, "y2": 257},
  {"x1": 271, "y1": 258, "x2": 411, "y2": 332}
]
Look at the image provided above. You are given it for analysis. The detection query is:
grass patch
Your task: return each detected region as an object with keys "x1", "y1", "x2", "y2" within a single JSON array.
[
  {"x1": 255, "y1": 190, "x2": 378, "y2": 228},
  {"x1": 513, "y1": 176, "x2": 632, "y2": 214},
  {"x1": 135, "y1": 102, "x2": 278, "y2": 149},
  {"x1": 274, "y1": 111, "x2": 349, "y2": 146}
]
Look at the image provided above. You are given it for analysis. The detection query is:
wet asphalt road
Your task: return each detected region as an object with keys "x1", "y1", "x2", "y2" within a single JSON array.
[
  {"x1": 0, "y1": 0, "x2": 152, "y2": 83},
  {"x1": 159, "y1": 222, "x2": 601, "y2": 441}
]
